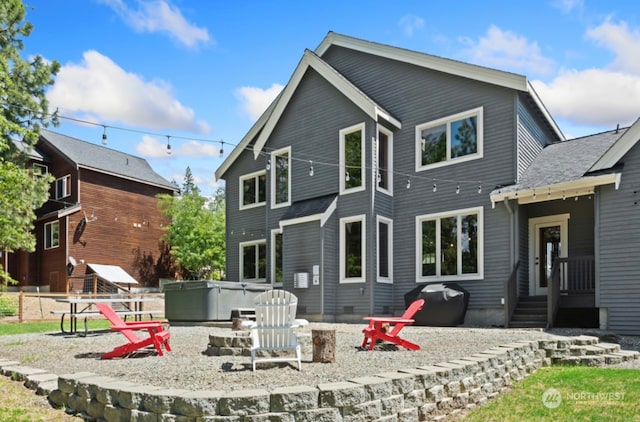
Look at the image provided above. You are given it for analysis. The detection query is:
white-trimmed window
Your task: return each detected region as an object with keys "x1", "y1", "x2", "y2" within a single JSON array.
[
  {"x1": 240, "y1": 170, "x2": 266, "y2": 209},
  {"x1": 55, "y1": 175, "x2": 71, "y2": 199},
  {"x1": 271, "y1": 228, "x2": 283, "y2": 286},
  {"x1": 340, "y1": 214, "x2": 366, "y2": 283},
  {"x1": 416, "y1": 207, "x2": 483, "y2": 281},
  {"x1": 415, "y1": 107, "x2": 483, "y2": 171},
  {"x1": 340, "y1": 123, "x2": 365, "y2": 194},
  {"x1": 240, "y1": 240, "x2": 266, "y2": 282},
  {"x1": 376, "y1": 125, "x2": 393, "y2": 195},
  {"x1": 33, "y1": 163, "x2": 48, "y2": 178},
  {"x1": 377, "y1": 215, "x2": 393, "y2": 283},
  {"x1": 44, "y1": 220, "x2": 60, "y2": 249},
  {"x1": 270, "y1": 147, "x2": 291, "y2": 208}
]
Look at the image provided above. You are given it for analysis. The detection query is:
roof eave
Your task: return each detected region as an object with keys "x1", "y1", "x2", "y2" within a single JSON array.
[{"x1": 590, "y1": 117, "x2": 640, "y2": 171}]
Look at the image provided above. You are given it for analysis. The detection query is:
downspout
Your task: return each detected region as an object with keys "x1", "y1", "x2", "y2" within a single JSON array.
[
  {"x1": 369, "y1": 132, "x2": 376, "y2": 315},
  {"x1": 320, "y1": 226, "x2": 325, "y2": 321}
]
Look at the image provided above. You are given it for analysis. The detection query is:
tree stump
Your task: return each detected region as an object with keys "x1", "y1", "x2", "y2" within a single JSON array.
[{"x1": 312, "y1": 329, "x2": 336, "y2": 363}]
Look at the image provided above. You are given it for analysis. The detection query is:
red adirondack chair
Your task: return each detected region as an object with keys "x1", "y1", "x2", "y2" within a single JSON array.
[
  {"x1": 361, "y1": 299, "x2": 425, "y2": 351},
  {"x1": 95, "y1": 302, "x2": 171, "y2": 359}
]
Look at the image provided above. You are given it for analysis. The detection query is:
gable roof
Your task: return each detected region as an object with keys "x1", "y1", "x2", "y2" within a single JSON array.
[
  {"x1": 279, "y1": 194, "x2": 337, "y2": 228},
  {"x1": 39, "y1": 129, "x2": 177, "y2": 191},
  {"x1": 216, "y1": 31, "x2": 563, "y2": 181},
  {"x1": 490, "y1": 127, "x2": 628, "y2": 204},
  {"x1": 590, "y1": 118, "x2": 640, "y2": 171}
]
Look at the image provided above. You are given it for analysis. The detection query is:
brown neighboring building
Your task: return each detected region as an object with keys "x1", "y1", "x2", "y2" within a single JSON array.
[{"x1": 6, "y1": 130, "x2": 178, "y2": 292}]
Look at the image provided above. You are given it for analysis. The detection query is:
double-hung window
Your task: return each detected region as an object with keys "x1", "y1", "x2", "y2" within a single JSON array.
[
  {"x1": 44, "y1": 220, "x2": 60, "y2": 249},
  {"x1": 340, "y1": 215, "x2": 366, "y2": 283},
  {"x1": 270, "y1": 147, "x2": 291, "y2": 208},
  {"x1": 55, "y1": 175, "x2": 71, "y2": 199},
  {"x1": 415, "y1": 107, "x2": 483, "y2": 171},
  {"x1": 240, "y1": 240, "x2": 266, "y2": 282},
  {"x1": 340, "y1": 123, "x2": 365, "y2": 194},
  {"x1": 240, "y1": 171, "x2": 266, "y2": 209},
  {"x1": 417, "y1": 207, "x2": 483, "y2": 281}
]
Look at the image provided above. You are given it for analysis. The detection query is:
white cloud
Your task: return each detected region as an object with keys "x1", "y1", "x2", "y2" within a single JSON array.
[
  {"x1": 551, "y1": 0, "x2": 584, "y2": 14},
  {"x1": 461, "y1": 25, "x2": 554, "y2": 76},
  {"x1": 98, "y1": 0, "x2": 210, "y2": 48},
  {"x1": 48, "y1": 50, "x2": 210, "y2": 133},
  {"x1": 587, "y1": 18, "x2": 640, "y2": 73},
  {"x1": 235, "y1": 83, "x2": 284, "y2": 121},
  {"x1": 135, "y1": 135, "x2": 219, "y2": 158},
  {"x1": 532, "y1": 19, "x2": 640, "y2": 128},
  {"x1": 398, "y1": 14, "x2": 424, "y2": 38}
]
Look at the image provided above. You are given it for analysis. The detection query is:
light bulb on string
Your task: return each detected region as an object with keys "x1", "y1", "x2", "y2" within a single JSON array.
[
  {"x1": 345, "y1": 171, "x2": 350, "y2": 182},
  {"x1": 219, "y1": 141, "x2": 224, "y2": 157},
  {"x1": 166, "y1": 136, "x2": 171, "y2": 155},
  {"x1": 102, "y1": 126, "x2": 107, "y2": 145},
  {"x1": 562, "y1": 191, "x2": 566, "y2": 200},
  {"x1": 432, "y1": 183, "x2": 437, "y2": 193},
  {"x1": 406, "y1": 177, "x2": 411, "y2": 189},
  {"x1": 456, "y1": 185, "x2": 460, "y2": 194},
  {"x1": 477, "y1": 185, "x2": 482, "y2": 194},
  {"x1": 309, "y1": 161, "x2": 314, "y2": 176},
  {"x1": 266, "y1": 159, "x2": 271, "y2": 170}
]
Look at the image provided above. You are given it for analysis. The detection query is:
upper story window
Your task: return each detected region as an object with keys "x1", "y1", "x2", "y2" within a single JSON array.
[
  {"x1": 377, "y1": 125, "x2": 393, "y2": 195},
  {"x1": 416, "y1": 207, "x2": 483, "y2": 281},
  {"x1": 270, "y1": 147, "x2": 291, "y2": 208},
  {"x1": 55, "y1": 175, "x2": 71, "y2": 199},
  {"x1": 377, "y1": 215, "x2": 393, "y2": 283},
  {"x1": 340, "y1": 214, "x2": 366, "y2": 283},
  {"x1": 340, "y1": 123, "x2": 365, "y2": 194},
  {"x1": 240, "y1": 170, "x2": 266, "y2": 209},
  {"x1": 32, "y1": 163, "x2": 48, "y2": 178},
  {"x1": 415, "y1": 107, "x2": 483, "y2": 171},
  {"x1": 44, "y1": 220, "x2": 60, "y2": 249}
]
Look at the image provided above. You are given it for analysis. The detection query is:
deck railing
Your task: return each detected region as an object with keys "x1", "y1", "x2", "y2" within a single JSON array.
[
  {"x1": 66, "y1": 274, "x2": 130, "y2": 296},
  {"x1": 547, "y1": 255, "x2": 595, "y2": 328}
]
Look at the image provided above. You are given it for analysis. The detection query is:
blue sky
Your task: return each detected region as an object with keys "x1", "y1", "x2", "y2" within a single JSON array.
[{"x1": 22, "y1": 0, "x2": 640, "y2": 196}]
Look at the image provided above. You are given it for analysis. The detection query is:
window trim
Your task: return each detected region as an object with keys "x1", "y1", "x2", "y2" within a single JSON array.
[
  {"x1": 339, "y1": 122, "x2": 366, "y2": 195},
  {"x1": 239, "y1": 170, "x2": 266, "y2": 210},
  {"x1": 239, "y1": 239, "x2": 267, "y2": 283},
  {"x1": 33, "y1": 163, "x2": 48, "y2": 178},
  {"x1": 270, "y1": 228, "x2": 283, "y2": 287},
  {"x1": 415, "y1": 206, "x2": 483, "y2": 282},
  {"x1": 340, "y1": 214, "x2": 366, "y2": 284},
  {"x1": 270, "y1": 146, "x2": 291, "y2": 209},
  {"x1": 44, "y1": 220, "x2": 60, "y2": 250},
  {"x1": 376, "y1": 215, "x2": 393, "y2": 284},
  {"x1": 415, "y1": 107, "x2": 483, "y2": 172},
  {"x1": 376, "y1": 124, "x2": 393, "y2": 196},
  {"x1": 55, "y1": 174, "x2": 71, "y2": 200}
]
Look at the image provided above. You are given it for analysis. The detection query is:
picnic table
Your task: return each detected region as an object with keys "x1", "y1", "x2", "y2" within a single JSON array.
[{"x1": 53, "y1": 296, "x2": 161, "y2": 335}]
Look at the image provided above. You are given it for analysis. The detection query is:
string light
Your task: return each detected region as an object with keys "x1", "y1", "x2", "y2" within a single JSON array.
[
  {"x1": 456, "y1": 185, "x2": 460, "y2": 194},
  {"x1": 432, "y1": 183, "x2": 437, "y2": 193},
  {"x1": 478, "y1": 185, "x2": 482, "y2": 194},
  {"x1": 266, "y1": 159, "x2": 271, "y2": 171},
  {"x1": 166, "y1": 136, "x2": 171, "y2": 155},
  {"x1": 101, "y1": 125, "x2": 107, "y2": 145},
  {"x1": 562, "y1": 191, "x2": 566, "y2": 200},
  {"x1": 345, "y1": 171, "x2": 350, "y2": 182},
  {"x1": 219, "y1": 141, "x2": 224, "y2": 157},
  {"x1": 406, "y1": 178, "x2": 411, "y2": 189},
  {"x1": 309, "y1": 160, "x2": 314, "y2": 176}
]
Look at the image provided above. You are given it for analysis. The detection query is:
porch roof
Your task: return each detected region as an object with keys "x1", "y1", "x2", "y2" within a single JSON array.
[
  {"x1": 279, "y1": 194, "x2": 337, "y2": 228},
  {"x1": 490, "y1": 127, "x2": 626, "y2": 205}
]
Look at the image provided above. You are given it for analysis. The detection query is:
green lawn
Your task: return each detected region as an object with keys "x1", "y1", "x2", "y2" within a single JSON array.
[
  {"x1": 0, "y1": 320, "x2": 111, "y2": 336},
  {"x1": 463, "y1": 366, "x2": 640, "y2": 421}
]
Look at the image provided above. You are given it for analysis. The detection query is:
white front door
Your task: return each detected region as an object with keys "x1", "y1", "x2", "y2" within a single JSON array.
[{"x1": 529, "y1": 214, "x2": 569, "y2": 296}]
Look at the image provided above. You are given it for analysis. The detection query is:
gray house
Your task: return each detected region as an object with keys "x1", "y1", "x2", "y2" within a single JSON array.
[{"x1": 215, "y1": 32, "x2": 640, "y2": 334}]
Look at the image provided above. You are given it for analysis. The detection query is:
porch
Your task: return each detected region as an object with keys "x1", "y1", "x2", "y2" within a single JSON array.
[{"x1": 505, "y1": 255, "x2": 596, "y2": 328}]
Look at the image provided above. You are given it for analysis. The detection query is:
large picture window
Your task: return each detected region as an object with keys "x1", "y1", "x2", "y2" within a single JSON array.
[
  {"x1": 44, "y1": 220, "x2": 60, "y2": 249},
  {"x1": 377, "y1": 216, "x2": 393, "y2": 283},
  {"x1": 340, "y1": 123, "x2": 365, "y2": 194},
  {"x1": 271, "y1": 147, "x2": 291, "y2": 208},
  {"x1": 340, "y1": 215, "x2": 366, "y2": 283},
  {"x1": 417, "y1": 207, "x2": 483, "y2": 281},
  {"x1": 415, "y1": 107, "x2": 483, "y2": 171},
  {"x1": 240, "y1": 171, "x2": 266, "y2": 209},
  {"x1": 240, "y1": 240, "x2": 266, "y2": 282}
]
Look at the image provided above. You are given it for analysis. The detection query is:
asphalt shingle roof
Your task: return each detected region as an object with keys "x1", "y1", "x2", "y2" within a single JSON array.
[
  {"x1": 39, "y1": 129, "x2": 177, "y2": 191},
  {"x1": 281, "y1": 194, "x2": 337, "y2": 221}
]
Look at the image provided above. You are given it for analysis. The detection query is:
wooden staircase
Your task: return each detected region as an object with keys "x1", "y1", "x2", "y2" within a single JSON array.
[{"x1": 509, "y1": 296, "x2": 547, "y2": 328}]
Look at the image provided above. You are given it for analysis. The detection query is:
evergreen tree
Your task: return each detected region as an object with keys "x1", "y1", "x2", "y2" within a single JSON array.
[{"x1": 0, "y1": 0, "x2": 60, "y2": 287}]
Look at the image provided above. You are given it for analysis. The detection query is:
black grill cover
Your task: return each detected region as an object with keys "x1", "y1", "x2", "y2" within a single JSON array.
[{"x1": 404, "y1": 283, "x2": 470, "y2": 326}]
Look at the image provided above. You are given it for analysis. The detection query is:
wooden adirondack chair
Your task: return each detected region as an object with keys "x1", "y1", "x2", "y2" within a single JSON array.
[
  {"x1": 361, "y1": 299, "x2": 425, "y2": 351},
  {"x1": 243, "y1": 290, "x2": 308, "y2": 371},
  {"x1": 95, "y1": 302, "x2": 171, "y2": 359}
]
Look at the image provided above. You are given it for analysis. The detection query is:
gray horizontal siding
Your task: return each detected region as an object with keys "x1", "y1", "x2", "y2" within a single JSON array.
[{"x1": 597, "y1": 141, "x2": 640, "y2": 334}]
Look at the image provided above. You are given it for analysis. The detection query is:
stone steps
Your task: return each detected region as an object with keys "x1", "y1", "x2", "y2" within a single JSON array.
[{"x1": 541, "y1": 336, "x2": 640, "y2": 366}]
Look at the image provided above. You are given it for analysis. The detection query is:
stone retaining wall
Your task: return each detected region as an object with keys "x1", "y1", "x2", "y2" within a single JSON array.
[{"x1": 1, "y1": 335, "x2": 638, "y2": 421}]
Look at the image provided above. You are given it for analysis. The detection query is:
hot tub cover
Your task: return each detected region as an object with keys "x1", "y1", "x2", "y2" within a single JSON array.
[{"x1": 404, "y1": 283, "x2": 470, "y2": 326}]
